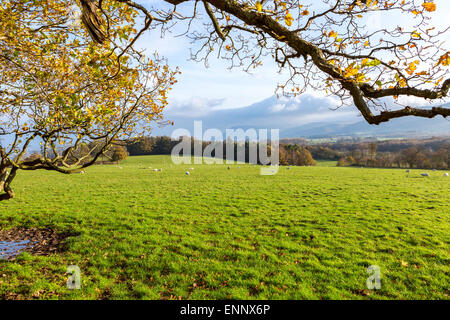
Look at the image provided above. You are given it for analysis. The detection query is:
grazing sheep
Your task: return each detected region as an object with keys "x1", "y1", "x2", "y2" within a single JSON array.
[
  {"x1": 227, "y1": 166, "x2": 230, "y2": 170},
  {"x1": 421, "y1": 173, "x2": 430, "y2": 177},
  {"x1": 287, "y1": 167, "x2": 291, "y2": 170},
  {"x1": 158, "y1": 168, "x2": 162, "y2": 172},
  {"x1": 189, "y1": 167, "x2": 194, "y2": 170},
  {"x1": 405, "y1": 169, "x2": 410, "y2": 173},
  {"x1": 444, "y1": 173, "x2": 449, "y2": 177},
  {"x1": 153, "y1": 169, "x2": 158, "y2": 172},
  {"x1": 185, "y1": 171, "x2": 190, "y2": 175}
]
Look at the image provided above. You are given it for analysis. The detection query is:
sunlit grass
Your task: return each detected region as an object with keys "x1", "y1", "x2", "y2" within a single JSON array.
[{"x1": 0, "y1": 155, "x2": 448, "y2": 299}]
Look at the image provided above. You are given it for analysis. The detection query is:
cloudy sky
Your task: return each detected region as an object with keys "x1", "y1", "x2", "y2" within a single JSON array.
[{"x1": 135, "y1": 0, "x2": 450, "y2": 116}]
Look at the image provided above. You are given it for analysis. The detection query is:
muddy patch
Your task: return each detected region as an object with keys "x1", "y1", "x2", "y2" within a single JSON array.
[{"x1": 0, "y1": 228, "x2": 76, "y2": 260}]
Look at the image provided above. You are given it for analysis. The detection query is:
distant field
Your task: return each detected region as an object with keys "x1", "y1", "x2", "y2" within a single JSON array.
[
  {"x1": 0, "y1": 155, "x2": 449, "y2": 299},
  {"x1": 315, "y1": 160, "x2": 337, "y2": 167}
]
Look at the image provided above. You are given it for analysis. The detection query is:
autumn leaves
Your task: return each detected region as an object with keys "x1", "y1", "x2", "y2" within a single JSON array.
[{"x1": 254, "y1": 0, "x2": 309, "y2": 27}]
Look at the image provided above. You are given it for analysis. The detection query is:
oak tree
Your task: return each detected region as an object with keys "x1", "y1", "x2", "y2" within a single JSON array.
[{"x1": 0, "y1": 0, "x2": 177, "y2": 200}]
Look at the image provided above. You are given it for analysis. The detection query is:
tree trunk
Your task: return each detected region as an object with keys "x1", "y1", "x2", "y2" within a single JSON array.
[{"x1": 0, "y1": 166, "x2": 16, "y2": 201}]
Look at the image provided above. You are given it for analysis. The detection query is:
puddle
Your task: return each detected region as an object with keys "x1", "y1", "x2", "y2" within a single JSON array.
[
  {"x1": 0, "y1": 228, "x2": 77, "y2": 260},
  {"x1": 0, "y1": 240, "x2": 34, "y2": 260}
]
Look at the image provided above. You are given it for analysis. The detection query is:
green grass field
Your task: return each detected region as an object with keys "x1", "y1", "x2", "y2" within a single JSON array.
[{"x1": 0, "y1": 155, "x2": 449, "y2": 299}]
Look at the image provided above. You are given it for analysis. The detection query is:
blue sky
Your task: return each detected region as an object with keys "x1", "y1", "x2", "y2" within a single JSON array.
[{"x1": 135, "y1": 0, "x2": 450, "y2": 115}]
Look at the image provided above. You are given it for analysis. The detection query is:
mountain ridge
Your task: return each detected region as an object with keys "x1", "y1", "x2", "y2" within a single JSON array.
[{"x1": 153, "y1": 95, "x2": 450, "y2": 139}]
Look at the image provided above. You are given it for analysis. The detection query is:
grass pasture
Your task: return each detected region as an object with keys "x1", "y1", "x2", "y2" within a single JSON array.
[{"x1": 0, "y1": 155, "x2": 449, "y2": 299}]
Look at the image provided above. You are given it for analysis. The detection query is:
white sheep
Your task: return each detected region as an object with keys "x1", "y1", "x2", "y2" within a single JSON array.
[
  {"x1": 189, "y1": 167, "x2": 194, "y2": 170},
  {"x1": 444, "y1": 173, "x2": 449, "y2": 177},
  {"x1": 421, "y1": 173, "x2": 430, "y2": 177},
  {"x1": 153, "y1": 169, "x2": 158, "y2": 172},
  {"x1": 185, "y1": 171, "x2": 190, "y2": 175}
]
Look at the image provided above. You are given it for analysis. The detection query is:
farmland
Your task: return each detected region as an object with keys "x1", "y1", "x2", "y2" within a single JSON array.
[{"x1": 0, "y1": 155, "x2": 448, "y2": 299}]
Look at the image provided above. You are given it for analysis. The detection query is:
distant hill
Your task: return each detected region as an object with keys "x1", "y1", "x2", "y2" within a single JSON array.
[
  {"x1": 152, "y1": 95, "x2": 450, "y2": 139},
  {"x1": 281, "y1": 115, "x2": 450, "y2": 138}
]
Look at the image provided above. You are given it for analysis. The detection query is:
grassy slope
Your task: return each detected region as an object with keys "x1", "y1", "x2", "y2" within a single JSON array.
[{"x1": 0, "y1": 155, "x2": 448, "y2": 299}]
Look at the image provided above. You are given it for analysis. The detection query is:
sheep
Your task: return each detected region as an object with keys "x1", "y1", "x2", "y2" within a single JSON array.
[
  {"x1": 158, "y1": 168, "x2": 162, "y2": 172},
  {"x1": 185, "y1": 171, "x2": 190, "y2": 175},
  {"x1": 444, "y1": 173, "x2": 449, "y2": 177},
  {"x1": 405, "y1": 169, "x2": 410, "y2": 173},
  {"x1": 421, "y1": 173, "x2": 430, "y2": 177},
  {"x1": 189, "y1": 167, "x2": 194, "y2": 170},
  {"x1": 153, "y1": 169, "x2": 158, "y2": 172},
  {"x1": 227, "y1": 166, "x2": 230, "y2": 170}
]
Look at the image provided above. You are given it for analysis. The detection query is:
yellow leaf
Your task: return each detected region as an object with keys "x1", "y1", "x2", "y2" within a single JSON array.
[
  {"x1": 344, "y1": 63, "x2": 359, "y2": 78},
  {"x1": 285, "y1": 12, "x2": 294, "y2": 26},
  {"x1": 356, "y1": 73, "x2": 366, "y2": 82},
  {"x1": 328, "y1": 31, "x2": 338, "y2": 38},
  {"x1": 256, "y1": 1, "x2": 262, "y2": 13},
  {"x1": 436, "y1": 52, "x2": 450, "y2": 66},
  {"x1": 405, "y1": 60, "x2": 419, "y2": 75},
  {"x1": 422, "y1": 2, "x2": 436, "y2": 12},
  {"x1": 361, "y1": 58, "x2": 369, "y2": 67}
]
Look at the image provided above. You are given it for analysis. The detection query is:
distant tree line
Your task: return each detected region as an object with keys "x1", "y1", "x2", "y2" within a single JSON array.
[
  {"x1": 279, "y1": 144, "x2": 316, "y2": 166},
  {"x1": 125, "y1": 136, "x2": 315, "y2": 166},
  {"x1": 23, "y1": 136, "x2": 448, "y2": 169},
  {"x1": 337, "y1": 145, "x2": 449, "y2": 169},
  {"x1": 306, "y1": 137, "x2": 450, "y2": 169}
]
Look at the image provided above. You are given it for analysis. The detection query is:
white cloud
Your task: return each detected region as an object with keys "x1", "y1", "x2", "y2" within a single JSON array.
[
  {"x1": 167, "y1": 96, "x2": 226, "y2": 117},
  {"x1": 271, "y1": 104, "x2": 286, "y2": 112}
]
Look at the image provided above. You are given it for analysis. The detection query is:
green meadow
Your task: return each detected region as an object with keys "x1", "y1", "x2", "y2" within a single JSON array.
[{"x1": 0, "y1": 155, "x2": 448, "y2": 299}]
